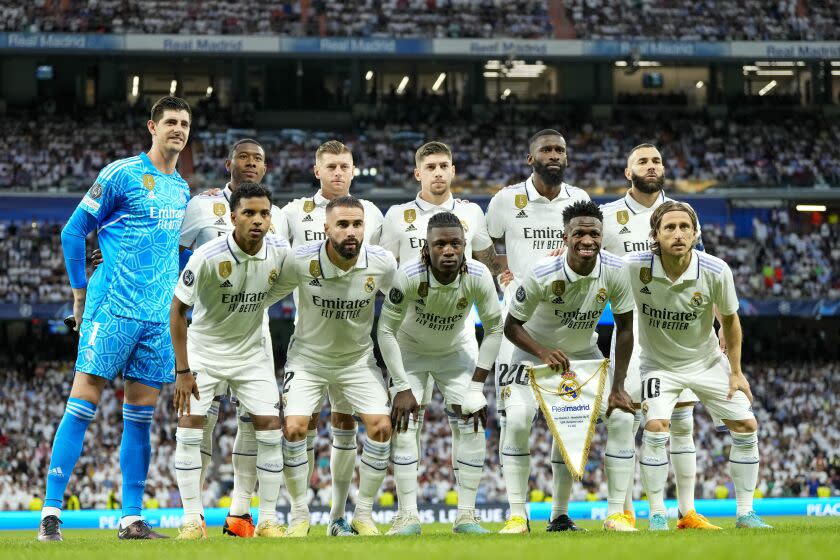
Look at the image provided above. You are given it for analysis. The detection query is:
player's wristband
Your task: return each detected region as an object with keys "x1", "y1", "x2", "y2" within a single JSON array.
[
  {"x1": 176, "y1": 368, "x2": 192, "y2": 375},
  {"x1": 468, "y1": 381, "x2": 485, "y2": 393}
]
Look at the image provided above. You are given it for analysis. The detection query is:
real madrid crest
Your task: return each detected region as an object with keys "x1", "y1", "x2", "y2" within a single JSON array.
[
  {"x1": 418, "y1": 282, "x2": 429, "y2": 298},
  {"x1": 690, "y1": 291, "x2": 703, "y2": 306},
  {"x1": 303, "y1": 200, "x2": 316, "y2": 213},
  {"x1": 404, "y1": 209, "x2": 416, "y2": 224},
  {"x1": 309, "y1": 260, "x2": 321, "y2": 278},
  {"x1": 595, "y1": 288, "x2": 607, "y2": 304},
  {"x1": 219, "y1": 261, "x2": 232, "y2": 279},
  {"x1": 558, "y1": 371, "x2": 581, "y2": 402},
  {"x1": 142, "y1": 174, "x2": 156, "y2": 191},
  {"x1": 456, "y1": 297, "x2": 468, "y2": 310},
  {"x1": 514, "y1": 194, "x2": 528, "y2": 209},
  {"x1": 640, "y1": 267, "x2": 652, "y2": 284},
  {"x1": 268, "y1": 268, "x2": 279, "y2": 284},
  {"x1": 502, "y1": 386, "x2": 512, "y2": 399},
  {"x1": 364, "y1": 276, "x2": 375, "y2": 293},
  {"x1": 213, "y1": 202, "x2": 226, "y2": 217},
  {"x1": 551, "y1": 280, "x2": 565, "y2": 296},
  {"x1": 616, "y1": 210, "x2": 629, "y2": 225}
]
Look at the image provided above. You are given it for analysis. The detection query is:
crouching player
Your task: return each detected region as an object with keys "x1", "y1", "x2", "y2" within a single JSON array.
[
  {"x1": 170, "y1": 184, "x2": 291, "y2": 538},
  {"x1": 624, "y1": 201, "x2": 771, "y2": 530},
  {"x1": 378, "y1": 212, "x2": 503, "y2": 535}
]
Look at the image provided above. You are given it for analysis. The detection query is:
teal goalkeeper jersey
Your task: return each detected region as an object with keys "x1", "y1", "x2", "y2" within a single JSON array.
[{"x1": 79, "y1": 152, "x2": 190, "y2": 324}]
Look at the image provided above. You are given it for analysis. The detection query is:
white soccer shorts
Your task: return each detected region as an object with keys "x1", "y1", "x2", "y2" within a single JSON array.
[
  {"x1": 282, "y1": 354, "x2": 390, "y2": 417},
  {"x1": 188, "y1": 353, "x2": 280, "y2": 418},
  {"x1": 388, "y1": 346, "x2": 477, "y2": 408},
  {"x1": 640, "y1": 355, "x2": 755, "y2": 423}
]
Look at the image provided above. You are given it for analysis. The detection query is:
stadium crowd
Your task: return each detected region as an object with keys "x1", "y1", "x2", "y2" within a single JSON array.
[
  {"x1": 1, "y1": 359, "x2": 838, "y2": 511},
  {"x1": 2, "y1": 1, "x2": 840, "y2": 40}
]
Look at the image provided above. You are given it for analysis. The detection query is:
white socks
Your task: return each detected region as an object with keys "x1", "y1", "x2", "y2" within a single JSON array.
[
  {"x1": 229, "y1": 415, "x2": 258, "y2": 516},
  {"x1": 329, "y1": 426, "x2": 357, "y2": 521},
  {"x1": 448, "y1": 415, "x2": 461, "y2": 487},
  {"x1": 550, "y1": 439, "x2": 573, "y2": 521},
  {"x1": 175, "y1": 427, "x2": 204, "y2": 523},
  {"x1": 391, "y1": 418, "x2": 420, "y2": 516},
  {"x1": 282, "y1": 438, "x2": 310, "y2": 523},
  {"x1": 729, "y1": 431, "x2": 759, "y2": 516},
  {"x1": 199, "y1": 400, "x2": 219, "y2": 489},
  {"x1": 456, "y1": 419, "x2": 485, "y2": 514},
  {"x1": 670, "y1": 407, "x2": 697, "y2": 515},
  {"x1": 605, "y1": 410, "x2": 636, "y2": 516},
  {"x1": 255, "y1": 429, "x2": 284, "y2": 523},
  {"x1": 624, "y1": 410, "x2": 642, "y2": 513},
  {"x1": 500, "y1": 405, "x2": 534, "y2": 519},
  {"x1": 356, "y1": 438, "x2": 390, "y2": 519},
  {"x1": 640, "y1": 430, "x2": 670, "y2": 516},
  {"x1": 306, "y1": 428, "x2": 317, "y2": 482}
]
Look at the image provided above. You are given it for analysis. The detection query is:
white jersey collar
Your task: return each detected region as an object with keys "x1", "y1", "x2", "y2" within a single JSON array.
[
  {"x1": 563, "y1": 253, "x2": 602, "y2": 283},
  {"x1": 222, "y1": 183, "x2": 233, "y2": 203},
  {"x1": 652, "y1": 250, "x2": 699, "y2": 284},
  {"x1": 426, "y1": 262, "x2": 464, "y2": 289},
  {"x1": 623, "y1": 189, "x2": 667, "y2": 215},
  {"x1": 318, "y1": 241, "x2": 368, "y2": 278},
  {"x1": 414, "y1": 193, "x2": 455, "y2": 212},
  {"x1": 313, "y1": 190, "x2": 329, "y2": 207},
  {"x1": 225, "y1": 231, "x2": 268, "y2": 263},
  {"x1": 525, "y1": 175, "x2": 571, "y2": 202}
]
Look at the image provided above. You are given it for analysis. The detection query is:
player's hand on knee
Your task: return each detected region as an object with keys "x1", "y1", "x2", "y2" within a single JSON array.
[
  {"x1": 390, "y1": 389, "x2": 419, "y2": 433},
  {"x1": 606, "y1": 387, "x2": 635, "y2": 417},
  {"x1": 88, "y1": 248, "x2": 104, "y2": 271},
  {"x1": 727, "y1": 371, "x2": 753, "y2": 403},
  {"x1": 174, "y1": 371, "x2": 199, "y2": 416},
  {"x1": 463, "y1": 407, "x2": 487, "y2": 433},
  {"x1": 537, "y1": 348, "x2": 569, "y2": 372}
]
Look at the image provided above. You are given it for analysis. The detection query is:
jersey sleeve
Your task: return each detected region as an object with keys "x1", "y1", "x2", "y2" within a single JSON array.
[
  {"x1": 79, "y1": 170, "x2": 122, "y2": 224},
  {"x1": 173, "y1": 252, "x2": 205, "y2": 307},
  {"x1": 716, "y1": 263, "x2": 739, "y2": 316},
  {"x1": 507, "y1": 268, "x2": 541, "y2": 322},
  {"x1": 469, "y1": 205, "x2": 493, "y2": 251},
  {"x1": 267, "y1": 257, "x2": 300, "y2": 305},
  {"x1": 276, "y1": 202, "x2": 294, "y2": 242},
  {"x1": 485, "y1": 192, "x2": 505, "y2": 239},
  {"x1": 376, "y1": 268, "x2": 412, "y2": 392},
  {"x1": 365, "y1": 203, "x2": 385, "y2": 246},
  {"x1": 608, "y1": 264, "x2": 636, "y2": 315},
  {"x1": 474, "y1": 268, "x2": 503, "y2": 370},
  {"x1": 178, "y1": 196, "x2": 202, "y2": 248},
  {"x1": 379, "y1": 206, "x2": 402, "y2": 260}
]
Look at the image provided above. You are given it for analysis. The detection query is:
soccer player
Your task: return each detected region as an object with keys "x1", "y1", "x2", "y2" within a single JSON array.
[
  {"x1": 178, "y1": 138, "x2": 283, "y2": 537},
  {"x1": 275, "y1": 140, "x2": 384, "y2": 535},
  {"x1": 270, "y1": 196, "x2": 417, "y2": 537},
  {"x1": 600, "y1": 144, "x2": 711, "y2": 528},
  {"x1": 170, "y1": 183, "x2": 290, "y2": 539},
  {"x1": 484, "y1": 129, "x2": 590, "y2": 533},
  {"x1": 39, "y1": 96, "x2": 192, "y2": 541},
  {"x1": 377, "y1": 212, "x2": 504, "y2": 535},
  {"x1": 624, "y1": 201, "x2": 771, "y2": 530},
  {"x1": 504, "y1": 200, "x2": 638, "y2": 532}
]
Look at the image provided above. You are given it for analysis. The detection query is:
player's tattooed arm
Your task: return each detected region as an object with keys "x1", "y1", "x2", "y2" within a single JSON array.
[
  {"x1": 607, "y1": 310, "x2": 635, "y2": 416},
  {"x1": 472, "y1": 244, "x2": 507, "y2": 277},
  {"x1": 170, "y1": 296, "x2": 199, "y2": 416}
]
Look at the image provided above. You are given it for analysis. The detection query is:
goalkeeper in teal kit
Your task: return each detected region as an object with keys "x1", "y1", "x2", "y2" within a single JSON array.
[{"x1": 37, "y1": 97, "x2": 192, "y2": 542}]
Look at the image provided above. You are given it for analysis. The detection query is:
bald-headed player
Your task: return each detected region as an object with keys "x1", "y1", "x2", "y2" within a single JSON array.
[{"x1": 274, "y1": 140, "x2": 384, "y2": 533}]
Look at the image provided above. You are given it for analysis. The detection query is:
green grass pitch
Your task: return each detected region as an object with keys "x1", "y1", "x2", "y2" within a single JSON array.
[{"x1": 2, "y1": 517, "x2": 838, "y2": 560}]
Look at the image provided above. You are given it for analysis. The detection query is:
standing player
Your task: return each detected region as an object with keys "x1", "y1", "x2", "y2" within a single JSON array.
[
  {"x1": 503, "y1": 201, "x2": 638, "y2": 532},
  {"x1": 380, "y1": 141, "x2": 503, "y2": 499},
  {"x1": 38, "y1": 96, "x2": 192, "y2": 541},
  {"x1": 377, "y1": 212, "x2": 504, "y2": 535},
  {"x1": 178, "y1": 138, "x2": 283, "y2": 537},
  {"x1": 275, "y1": 140, "x2": 384, "y2": 535},
  {"x1": 170, "y1": 184, "x2": 290, "y2": 539},
  {"x1": 270, "y1": 196, "x2": 417, "y2": 537},
  {"x1": 624, "y1": 201, "x2": 771, "y2": 530},
  {"x1": 484, "y1": 129, "x2": 590, "y2": 533},
  {"x1": 600, "y1": 144, "x2": 712, "y2": 528}
]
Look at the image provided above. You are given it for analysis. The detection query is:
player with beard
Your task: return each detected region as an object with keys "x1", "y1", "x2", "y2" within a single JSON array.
[
  {"x1": 268, "y1": 196, "x2": 416, "y2": 538},
  {"x1": 484, "y1": 129, "x2": 590, "y2": 533},
  {"x1": 600, "y1": 144, "x2": 718, "y2": 529}
]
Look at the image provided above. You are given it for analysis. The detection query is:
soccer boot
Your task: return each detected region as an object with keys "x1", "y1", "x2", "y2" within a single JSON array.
[
  {"x1": 386, "y1": 511, "x2": 422, "y2": 536},
  {"x1": 603, "y1": 512, "x2": 638, "y2": 532},
  {"x1": 255, "y1": 519, "x2": 286, "y2": 538},
  {"x1": 735, "y1": 512, "x2": 773, "y2": 529},
  {"x1": 117, "y1": 520, "x2": 169, "y2": 539},
  {"x1": 677, "y1": 510, "x2": 722, "y2": 530},
  {"x1": 452, "y1": 511, "x2": 490, "y2": 534},
  {"x1": 648, "y1": 513, "x2": 670, "y2": 531},
  {"x1": 624, "y1": 510, "x2": 636, "y2": 528},
  {"x1": 176, "y1": 517, "x2": 208, "y2": 540},
  {"x1": 328, "y1": 517, "x2": 356, "y2": 537},
  {"x1": 351, "y1": 515, "x2": 381, "y2": 536},
  {"x1": 223, "y1": 512, "x2": 255, "y2": 537},
  {"x1": 37, "y1": 515, "x2": 63, "y2": 542},
  {"x1": 284, "y1": 518, "x2": 311, "y2": 538},
  {"x1": 499, "y1": 515, "x2": 530, "y2": 534},
  {"x1": 547, "y1": 514, "x2": 586, "y2": 532}
]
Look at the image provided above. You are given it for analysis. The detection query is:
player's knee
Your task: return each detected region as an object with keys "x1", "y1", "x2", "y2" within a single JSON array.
[
  {"x1": 606, "y1": 409, "x2": 635, "y2": 438},
  {"x1": 251, "y1": 414, "x2": 282, "y2": 431},
  {"x1": 307, "y1": 414, "x2": 319, "y2": 430},
  {"x1": 669, "y1": 407, "x2": 694, "y2": 437},
  {"x1": 727, "y1": 418, "x2": 757, "y2": 433},
  {"x1": 178, "y1": 415, "x2": 205, "y2": 429},
  {"x1": 644, "y1": 418, "x2": 670, "y2": 433},
  {"x1": 501, "y1": 407, "x2": 534, "y2": 454},
  {"x1": 364, "y1": 416, "x2": 392, "y2": 442},
  {"x1": 331, "y1": 412, "x2": 357, "y2": 430},
  {"x1": 283, "y1": 416, "x2": 311, "y2": 441}
]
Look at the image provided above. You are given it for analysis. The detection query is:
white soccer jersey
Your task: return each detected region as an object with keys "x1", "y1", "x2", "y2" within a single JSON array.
[
  {"x1": 600, "y1": 190, "x2": 702, "y2": 257},
  {"x1": 179, "y1": 183, "x2": 283, "y2": 249},
  {"x1": 379, "y1": 257, "x2": 503, "y2": 373},
  {"x1": 276, "y1": 190, "x2": 383, "y2": 248},
  {"x1": 270, "y1": 241, "x2": 397, "y2": 368},
  {"x1": 485, "y1": 176, "x2": 590, "y2": 283},
  {"x1": 507, "y1": 252, "x2": 635, "y2": 358},
  {"x1": 380, "y1": 195, "x2": 492, "y2": 263},
  {"x1": 623, "y1": 250, "x2": 739, "y2": 374},
  {"x1": 175, "y1": 233, "x2": 291, "y2": 363}
]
